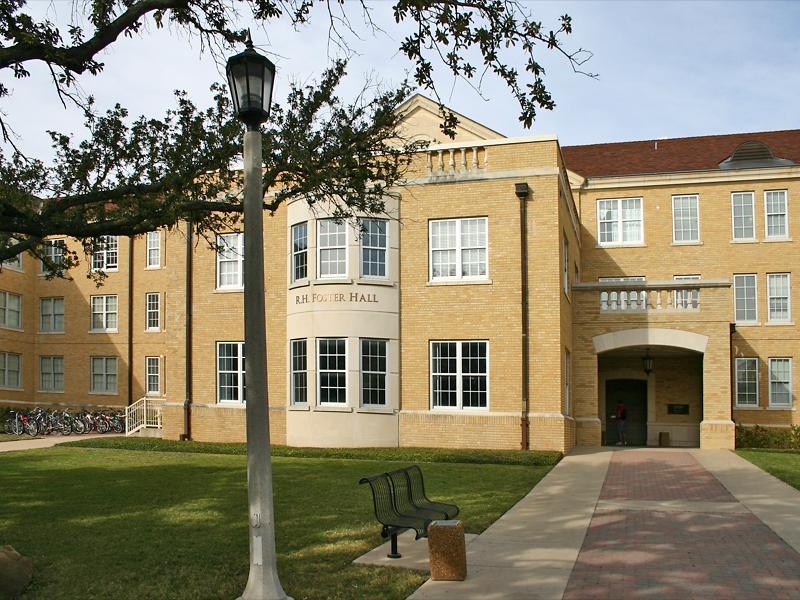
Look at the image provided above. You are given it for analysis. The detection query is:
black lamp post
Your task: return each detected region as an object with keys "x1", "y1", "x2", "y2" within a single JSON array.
[{"x1": 227, "y1": 36, "x2": 290, "y2": 600}]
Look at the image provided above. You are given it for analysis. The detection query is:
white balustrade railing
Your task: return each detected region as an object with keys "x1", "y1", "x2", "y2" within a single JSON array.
[
  {"x1": 427, "y1": 145, "x2": 487, "y2": 175},
  {"x1": 599, "y1": 287, "x2": 700, "y2": 312},
  {"x1": 125, "y1": 397, "x2": 164, "y2": 436}
]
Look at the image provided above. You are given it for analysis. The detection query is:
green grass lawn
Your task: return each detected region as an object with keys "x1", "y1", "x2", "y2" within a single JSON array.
[
  {"x1": 737, "y1": 448, "x2": 800, "y2": 490},
  {"x1": 0, "y1": 443, "x2": 554, "y2": 600}
]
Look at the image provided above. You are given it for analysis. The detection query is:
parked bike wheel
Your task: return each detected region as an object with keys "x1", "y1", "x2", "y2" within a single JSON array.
[
  {"x1": 10, "y1": 419, "x2": 23, "y2": 435},
  {"x1": 24, "y1": 421, "x2": 38, "y2": 436},
  {"x1": 112, "y1": 420, "x2": 124, "y2": 434},
  {"x1": 97, "y1": 419, "x2": 110, "y2": 434},
  {"x1": 72, "y1": 419, "x2": 86, "y2": 434}
]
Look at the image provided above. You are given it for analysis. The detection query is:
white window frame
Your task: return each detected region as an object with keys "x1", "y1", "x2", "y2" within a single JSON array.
[
  {"x1": 0, "y1": 290, "x2": 22, "y2": 329},
  {"x1": 430, "y1": 340, "x2": 489, "y2": 410},
  {"x1": 734, "y1": 274, "x2": 758, "y2": 324},
  {"x1": 90, "y1": 295, "x2": 118, "y2": 332},
  {"x1": 39, "y1": 356, "x2": 64, "y2": 392},
  {"x1": 291, "y1": 222, "x2": 308, "y2": 283},
  {"x1": 596, "y1": 197, "x2": 643, "y2": 246},
  {"x1": 767, "y1": 273, "x2": 791, "y2": 323},
  {"x1": 731, "y1": 192, "x2": 756, "y2": 241},
  {"x1": 317, "y1": 220, "x2": 348, "y2": 279},
  {"x1": 146, "y1": 231, "x2": 161, "y2": 268},
  {"x1": 674, "y1": 275, "x2": 701, "y2": 309},
  {"x1": 0, "y1": 352, "x2": 21, "y2": 389},
  {"x1": 317, "y1": 337, "x2": 347, "y2": 405},
  {"x1": 217, "y1": 341, "x2": 245, "y2": 403},
  {"x1": 564, "y1": 349, "x2": 571, "y2": 416},
  {"x1": 735, "y1": 357, "x2": 759, "y2": 407},
  {"x1": 2, "y1": 251, "x2": 22, "y2": 271},
  {"x1": 145, "y1": 292, "x2": 161, "y2": 331},
  {"x1": 359, "y1": 218, "x2": 389, "y2": 279},
  {"x1": 768, "y1": 357, "x2": 792, "y2": 408},
  {"x1": 562, "y1": 235, "x2": 570, "y2": 296},
  {"x1": 672, "y1": 194, "x2": 700, "y2": 243},
  {"x1": 429, "y1": 217, "x2": 488, "y2": 282},
  {"x1": 90, "y1": 356, "x2": 117, "y2": 394},
  {"x1": 40, "y1": 297, "x2": 65, "y2": 333},
  {"x1": 40, "y1": 239, "x2": 66, "y2": 274},
  {"x1": 91, "y1": 235, "x2": 119, "y2": 271},
  {"x1": 764, "y1": 190, "x2": 789, "y2": 240},
  {"x1": 216, "y1": 233, "x2": 244, "y2": 290},
  {"x1": 290, "y1": 339, "x2": 308, "y2": 405},
  {"x1": 360, "y1": 338, "x2": 388, "y2": 407},
  {"x1": 145, "y1": 356, "x2": 161, "y2": 396}
]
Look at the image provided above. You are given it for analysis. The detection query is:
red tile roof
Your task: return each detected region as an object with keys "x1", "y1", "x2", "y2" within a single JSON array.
[{"x1": 561, "y1": 129, "x2": 800, "y2": 178}]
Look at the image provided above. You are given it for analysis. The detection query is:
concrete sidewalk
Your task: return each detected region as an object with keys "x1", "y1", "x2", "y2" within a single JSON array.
[
  {"x1": 407, "y1": 447, "x2": 800, "y2": 600},
  {"x1": 0, "y1": 433, "x2": 120, "y2": 452}
]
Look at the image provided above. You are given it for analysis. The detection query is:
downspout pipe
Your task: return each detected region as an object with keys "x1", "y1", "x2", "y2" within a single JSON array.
[
  {"x1": 516, "y1": 182, "x2": 531, "y2": 451},
  {"x1": 127, "y1": 236, "x2": 134, "y2": 406},
  {"x1": 181, "y1": 221, "x2": 193, "y2": 441}
]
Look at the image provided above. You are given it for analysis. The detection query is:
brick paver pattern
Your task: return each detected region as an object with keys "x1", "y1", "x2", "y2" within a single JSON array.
[{"x1": 564, "y1": 451, "x2": 800, "y2": 600}]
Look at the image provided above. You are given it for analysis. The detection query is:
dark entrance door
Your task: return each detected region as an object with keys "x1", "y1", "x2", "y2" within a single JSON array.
[{"x1": 605, "y1": 379, "x2": 647, "y2": 446}]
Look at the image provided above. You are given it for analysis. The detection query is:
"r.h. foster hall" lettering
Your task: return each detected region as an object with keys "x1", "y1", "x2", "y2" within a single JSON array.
[{"x1": 295, "y1": 292, "x2": 379, "y2": 305}]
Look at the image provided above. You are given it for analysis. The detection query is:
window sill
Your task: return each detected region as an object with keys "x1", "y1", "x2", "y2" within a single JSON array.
[
  {"x1": 313, "y1": 405, "x2": 353, "y2": 413},
  {"x1": 730, "y1": 239, "x2": 757, "y2": 244},
  {"x1": 734, "y1": 322, "x2": 761, "y2": 327},
  {"x1": 214, "y1": 287, "x2": 244, "y2": 294},
  {"x1": 763, "y1": 237, "x2": 792, "y2": 243},
  {"x1": 313, "y1": 278, "x2": 353, "y2": 286},
  {"x1": 1, "y1": 266, "x2": 23, "y2": 273},
  {"x1": 357, "y1": 407, "x2": 395, "y2": 415},
  {"x1": 37, "y1": 389, "x2": 64, "y2": 394},
  {"x1": 89, "y1": 391, "x2": 118, "y2": 396},
  {"x1": 355, "y1": 278, "x2": 394, "y2": 287},
  {"x1": 216, "y1": 402, "x2": 246, "y2": 409},
  {"x1": 430, "y1": 408, "x2": 489, "y2": 413},
  {"x1": 144, "y1": 266, "x2": 161, "y2": 270},
  {"x1": 766, "y1": 406, "x2": 794, "y2": 411},
  {"x1": 289, "y1": 279, "x2": 310, "y2": 290},
  {"x1": 671, "y1": 241, "x2": 703, "y2": 246},
  {"x1": 0, "y1": 386, "x2": 22, "y2": 391},
  {"x1": 89, "y1": 329, "x2": 118, "y2": 334},
  {"x1": 0, "y1": 326, "x2": 23, "y2": 332},
  {"x1": 145, "y1": 393, "x2": 163, "y2": 398},
  {"x1": 38, "y1": 331, "x2": 65, "y2": 335},
  {"x1": 427, "y1": 279, "x2": 492, "y2": 287},
  {"x1": 765, "y1": 321, "x2": 794, "y2": 327},
  {"x1": 91, "y1": 268, "x2": 119, "y2": 273},
  {"x1": 144, "y1": 329, "x2": 163, "y2": 333},
  {"x1": 288, "y1": 404, "x2": 311, "y2": 411},
  {"x1": 595, "y1": 243, "x2": 647, "y2": 249},
  {"x1": 734, "y1": 406, "x2": 761, "y2": 410}
]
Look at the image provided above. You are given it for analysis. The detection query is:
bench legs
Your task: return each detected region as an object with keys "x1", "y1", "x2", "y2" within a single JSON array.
[{"x1": 388, "y1": 531, "x2": 401, "y2": 559}]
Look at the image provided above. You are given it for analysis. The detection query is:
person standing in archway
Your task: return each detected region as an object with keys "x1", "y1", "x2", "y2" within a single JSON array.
[{"x1": 615, "y1": 402, "x2": 627, "y2": 446}]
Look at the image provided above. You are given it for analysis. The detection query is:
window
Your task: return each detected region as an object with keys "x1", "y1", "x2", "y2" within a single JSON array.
[
  {"x1": 40, "y1": 239, "x2": 65, "y2": 274},
  {"x1": 318, "y1": 338, "x2": 346, "y2": 404},
  {"x1": 597, "y1": 198, "x2": 643, "y2": 245},
  {"x1": 290, "y1": 339, "x2": 307, "y2": 404},
  {"x1": 317, "y1": 220, "x2": 347, "y2": 278},
  {"x1": 40, "y1": 297, "x2": 64, "y2": 332},
  {"x1": 0, "y1": 352, "x2": 21, "y2": 388},
  {"x1": 674, "y1": 275, "x2": 700, "y2": 309},
  {"x1": 217, "y1": 342, "x2": 245, "y2": 402},
  {"x1": 732, "y1": 192, "x2": 755, "y2": 240},
  {"x1": 360, "y1": 219, "x2": 388, "y2": 278},
  {"x1": 765, "y1": 190, "x2": 788, "y2": 239},
  {"x1": 2, "y1": 253, "x2": 22, "y2": 271},
  {"x1": 672, "y1": 195, "x2": 699, "y2": 243},
  {"x1": 735, "y1": 358, "x2": 758, "y2": 407},
  {"x1": 146, "y1": 231, "x2": 161, "y2": 268},
  {"x1": 768, "y1": 273, "x2": 791, "y2": 323},
  {"x1": 216, "y1": 233, "x2": 244, "y2": 289},
  {"x1": 145, "y1": 293, "x2": 160, "y2": 331},
  {"x1": 146, "y1": 356, "x2": 161, "y2": 396},
  {"x1": 40, "y1": 356, "x2": 64, "y2": 392},
  {"x1": 769, "y1": 358, "x2": 792, "y2": 407},
  {"x1": 92, "y1": 236, "x2": 118, "y2": 270},
  {"x1": 90, "y1": 357, "x2": 117, "y2": 394},
  {"x1": 564, "y1": 350, "x2": 571, "y2": 415},
  {"x1": 431, "y1": 341, "x2": 488, "y2": 409},
  {"x1": 429, "y1": 217, "x2": 488, "y2": 281},
  {"x1": 91, "y1": 295, "x2": 118, "y2": 331},
  {"x1": 734, "y1": 274, "x2": 757, "y2": 323},
  {"x1": 563, "y1": 236, "x2": 569, "y2": 295},
  {"x1": 291, "y1": 223, "x2": 308, "y2": 282},
  {"x1": 0, "y1": 291, "x2": 21, "y2": 329},
  {"x1": 361, "y1": 339, "x2": 387, "y2": 406}
]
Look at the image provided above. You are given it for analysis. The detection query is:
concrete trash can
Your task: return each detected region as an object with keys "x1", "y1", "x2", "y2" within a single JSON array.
[{"x1": 428, "y1": 520, "x2": 467, "y2": 581}]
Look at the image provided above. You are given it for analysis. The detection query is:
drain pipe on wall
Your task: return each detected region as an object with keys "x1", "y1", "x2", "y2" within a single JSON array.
[
  {"x1": 127, "y1": 236, "x2": 134, "y2": 407},
  {"x1": 181, "y1": 221, "x2": 194, "y2": 441},
  {"x1": 516, "y1": 182, "x2": 531, "y2": 451}
]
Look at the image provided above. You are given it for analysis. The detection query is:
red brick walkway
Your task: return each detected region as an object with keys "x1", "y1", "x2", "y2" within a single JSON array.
[{"x1": 563, "y1": 450, "x2": 800, "y2": 600}]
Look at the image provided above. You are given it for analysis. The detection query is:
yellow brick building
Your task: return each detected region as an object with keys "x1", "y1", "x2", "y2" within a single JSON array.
[{"x1": 2, "y1": 95, "x2": 799, "y2": 452}]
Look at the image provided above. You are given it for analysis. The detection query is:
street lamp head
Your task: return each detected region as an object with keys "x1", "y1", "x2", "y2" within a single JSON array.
[{"x1": 226, "y1": 33, "x2": 276, "y2": 129}]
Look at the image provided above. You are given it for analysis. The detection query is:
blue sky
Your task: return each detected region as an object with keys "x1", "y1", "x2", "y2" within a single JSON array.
[{"x1": 4, "y1": 1, "x2": 800, "y2": 160}]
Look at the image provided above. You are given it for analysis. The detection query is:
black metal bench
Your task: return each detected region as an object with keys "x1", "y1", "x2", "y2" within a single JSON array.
[{"x1": 360, "y1": 465, "x2": 460, "y2": 558}]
